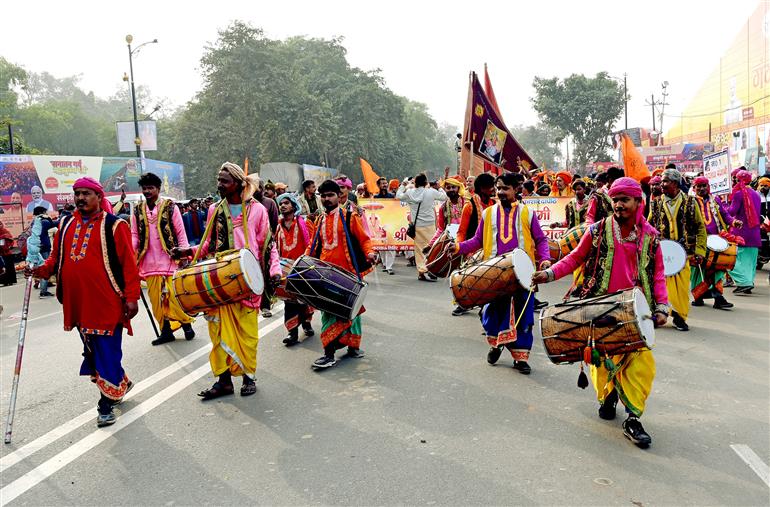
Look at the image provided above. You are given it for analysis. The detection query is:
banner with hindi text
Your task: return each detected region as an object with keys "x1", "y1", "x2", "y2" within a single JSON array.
[
  {"x1": 522, "y1": 196, "x2": 571, "y2": 241},
  {"x1": 358, "y1": 198, "x2": 414, "y2": 251}
]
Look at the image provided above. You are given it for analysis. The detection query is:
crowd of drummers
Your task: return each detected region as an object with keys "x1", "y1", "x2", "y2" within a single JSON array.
[{"x1": 24, "y1": 161, "x2": 769, "y2": 447}]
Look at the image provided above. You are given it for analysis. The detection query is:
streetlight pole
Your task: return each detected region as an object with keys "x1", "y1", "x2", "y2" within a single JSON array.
[{"x1": 124, "y1": 34, "x2": 157, "y2": 170}]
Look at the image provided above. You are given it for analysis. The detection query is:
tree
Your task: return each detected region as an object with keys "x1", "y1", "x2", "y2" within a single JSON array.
[
  {"x1": 531, "y1": 72, "x2": 625, "y2": 171},
  {"x1": 0, "y1": 57, "x2": 28, "y2": 153},
  {"x1": 510, "y1": 123, "x2": 561, "y2": 170}
]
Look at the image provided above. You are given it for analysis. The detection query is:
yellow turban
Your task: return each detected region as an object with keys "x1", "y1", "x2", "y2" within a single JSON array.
[
  {"x1": 759, "y1": 176, "x2": 770, "y2": 186},
  {"x1": 444, "y1": 177, "x2": 470, "y2": 199}
]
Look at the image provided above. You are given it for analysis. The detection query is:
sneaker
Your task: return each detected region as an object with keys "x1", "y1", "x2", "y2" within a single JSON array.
[
  {"x1": 713, "y1": 296, "x2": 734, "y2": 310},
  {"x1": 97, "y1": 409, "x2": 117, "y2": 427},
  {"x1": 261, "y1": 309, "x2": 272, "y2": 318},
  {"x1": 598, "y1": 390, "x2": 618, "y2": 420},
  {"x1": 622, "y1": 416, "x2": 652, "y2": 448},
  {"x1": 672, "y1": 314, "x2": 689, "y2": 331},
  {"x1": 487, "y1": 346, "x2": 503, "y2": 365},
  {"x1": 691, "y1": 298, "x2": 704, "y2": 307},
  {"x1": 513, "y1": 360, "x2": 532, "y2": 375},
  {"x1": 312, "y1": 355, "x2": 337, "y2": 370},
  {"x1": 39, "y1": 291, "x2": 54, "y2": 298},
  {"x1": 452, "y1": 306, "x2": 468, "y2": 316},
  {"x1": 344, "y1": 348, "x2": 365, "y2": 359}
]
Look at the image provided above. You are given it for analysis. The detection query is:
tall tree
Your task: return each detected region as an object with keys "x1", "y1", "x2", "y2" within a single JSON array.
[
  {"x1": 531, "y1": 72, "x2": 625, "y2": 171},
  {"x1": 510, "y1": 123, "x2": 562, "y2": 170},
  {"x1": 0, "y1": 57, "x2": 28, "y2": 153}
]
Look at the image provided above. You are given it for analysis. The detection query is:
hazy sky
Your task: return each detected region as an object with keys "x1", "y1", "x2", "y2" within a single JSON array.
[{"x1": 1, "y1": 0, "x2": 761, "y2": 137}]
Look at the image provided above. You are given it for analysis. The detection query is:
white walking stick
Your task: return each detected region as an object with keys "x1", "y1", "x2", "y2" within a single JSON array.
[{"x1": 4, "y1": 266, "x2": 35, "y2": 444}]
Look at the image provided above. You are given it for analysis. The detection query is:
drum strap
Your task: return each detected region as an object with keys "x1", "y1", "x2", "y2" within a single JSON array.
[
  {"x1": 192, "y1": 200, "x2": 250, "y2": 264},
  {"x1": 341, "y1": 210, "x2": 362, "y2": 281}
]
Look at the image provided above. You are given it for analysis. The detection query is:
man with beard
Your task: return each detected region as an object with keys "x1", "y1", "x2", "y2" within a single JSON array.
[
  {"x1": 172, "y1": 163, "x2": 281, "y2": 399},
  {"x1": 648, "y1": 168, "x2": 707, "y2": 331},
  {"x1": 275, "y1": 193, "x2": 315, "y2": 346},
  {"x1": 446, "y1": 173, "x2": 550, "y2": 374},
  {"x1": 29, "y1": 177, "x2": 140, "y2": 426},
  {"x1": 532, "y1": 178, "x2": 669, "y2": 448},
  {"x1": 298, "y1": 179, "x2": 323, "y2": 219},
  {"x1": 307, "y1": 180, "x2": 377, "y2": 370},
  {"x1": 131, "y1": 172, "x2": 195, "y2": 345},
  {"x1": 690, "y1": 176, "x2": 740, "y2": 309},
  {"x1": 254, "y1": 180, "x2": 280, "y2": 318},
  {"x1": 374, "y1": 177, "x2": 395, "y2": 198}
]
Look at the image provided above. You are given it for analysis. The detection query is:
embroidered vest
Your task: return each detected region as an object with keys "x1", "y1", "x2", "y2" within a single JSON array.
[
  {"x1": 481, "y1": 203, "x2": 536, "y2": 262},
  {"x1": 648, "y1": 193, "x2": 699, "y2": 254},
  {"x1": 134, "y1": 199, "x2": 178, "y2": 263},
  {"x1": 54, "y1": 213, "x2": 127, "y2": 302},
  {"x1": 589, "y1": 191, "x2": 613, "y2": 223},
  {"x1": 696, "y1": 196, "x2": 728, "y2": 233},
  {"x1": 565, "y1": 199, "x2": 588, "y2": 228},
  {"x1": 578, "y1": 219, "x2": 658, "y2": 309}
]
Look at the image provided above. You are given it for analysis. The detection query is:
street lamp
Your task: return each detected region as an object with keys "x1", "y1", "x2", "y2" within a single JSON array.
[{"x1": 125, "y1": 34, "x2": 158, "y2": 164}]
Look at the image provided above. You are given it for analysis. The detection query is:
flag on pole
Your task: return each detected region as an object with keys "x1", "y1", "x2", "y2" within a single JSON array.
[
  {"x1": 243, "y1": 157, "x2": 249, "y2": 176},
  {"x1": 483, "y1": 63, "x2": 504, "y2": 123},
  {"x1": 360, "y1": 158, "x2": 380, "y2": 195},
  {"x1": 620, "y1": 133, "x2": 651, "y2": 182}
]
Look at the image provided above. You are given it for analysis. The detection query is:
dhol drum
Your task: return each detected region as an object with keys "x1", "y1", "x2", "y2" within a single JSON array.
[
  {"x1": 539, "y1": 287, "x2": 655, "y2": 365},
  {"x1": 172, "y1": 249, "x2": 264, "y2": 316},
  {"x1": 660, "y1": 239, "x2": 687, "y2": 276},
  {"x1": 425, "y1": 231, "x2": 462, "y2": 278},
  {"x1": 558, "y1": 224, "x2": 588, "y2": 257},
  {"x1": 449, "y1": 249, "x2": 535, "y2": 309},
  {"x1": 273, "y1": 258, "x2": 298, "y2": 302},
  {"x1": 284, "y1": 255, "x2": 368, "y2": 320},
  {"x1": 704, "y1": 235, "x2": 737, "y2": 272},
  {"x1": 548, "y1": 238, "x2": 562, "y2": 262}
]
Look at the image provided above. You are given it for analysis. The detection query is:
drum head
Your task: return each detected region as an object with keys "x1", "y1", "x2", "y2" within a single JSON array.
[
  {"x1": 511, "y1": 249, "x2": 534, "y2": 288},
  {"x1": 239, "y1": 249, "x2": 264, "y2": 295},
  {"x1": 632, "y1": 288, "x2": 655, "y2": 348},
  {"x1": 350, "y1": 282, "x2": 369, "y2": 318},
  {"x1": 706, "y1": 234, "x2": 729, "y2": 252},
  {"x1": 660, "y1": 240, "x2": 687, "y2": 276}
]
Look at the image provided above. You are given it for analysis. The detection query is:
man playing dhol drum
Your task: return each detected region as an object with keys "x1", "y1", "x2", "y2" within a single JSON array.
[
  {"x1": 647, "y1": 167, "x2": 707, "y2": 331},
  {"x1": 275, "y1": 193, "x2": 315, "y2": 346},
  {"x1": 307, "y1": 180, "x2": 377, "y2": 370},
  {"x1": 691, "y1": 176, "x2": 741, "y2": 309},
  {"x1": 533, "y1": 177, "x2": 669, "y2": 448},
  {"x1": 172, "y1": 162, "x2": 281, "y2": 400},
  {"x1": 446, "y1": 172, "x2": 551, "y2": 374},
  {"x1": 131, "y1": 172, "x2": 196, "y2": 345}
]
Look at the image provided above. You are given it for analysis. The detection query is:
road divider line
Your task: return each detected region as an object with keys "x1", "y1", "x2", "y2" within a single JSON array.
[
  {"x1": 0, "y1": 304, "x2": 283, "y2": 474},
  {"x1": 730, "y1": 444, "x2": 770, "y2": 488},
  {"x1": 0, "y1": 314, "x2": 286, "y2": 506}
]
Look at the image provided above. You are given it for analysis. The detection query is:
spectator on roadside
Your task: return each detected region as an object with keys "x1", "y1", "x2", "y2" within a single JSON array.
[
  {"x1": 397, "y1": 173, "x2": 447, "y2": 281},
  {"x1": 26, "y1": 206, "x2": 59, "y2": 297}
]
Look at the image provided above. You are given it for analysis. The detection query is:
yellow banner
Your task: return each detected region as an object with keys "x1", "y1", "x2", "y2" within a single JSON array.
[{"x1": 359, "y1": 198, "x2": 414, "y2": 251}]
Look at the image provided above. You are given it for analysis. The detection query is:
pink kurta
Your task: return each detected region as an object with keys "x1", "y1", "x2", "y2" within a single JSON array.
[
  {"x1": 196, "y1": 201, "x2": 281, "y2": 308},
  {"x1": 551, "y1": 226, "x2": 668, "y2": 305},
  {"x1": 131, "y1": 201, "x2": 190, "y2": 277}
]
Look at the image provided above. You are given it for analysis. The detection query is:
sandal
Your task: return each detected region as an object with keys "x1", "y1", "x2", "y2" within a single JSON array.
[
  {"x1": 240, "y1": 381, "x2": 257, "y2": 396},
  {"x1": 197, "y1": 382, "x2": 234, "y2": 400}
]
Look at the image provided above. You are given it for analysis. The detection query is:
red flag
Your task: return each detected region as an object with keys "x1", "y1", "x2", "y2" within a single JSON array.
[{"x1": 483, "y1": 63, "x2": 504, "y2": 122}]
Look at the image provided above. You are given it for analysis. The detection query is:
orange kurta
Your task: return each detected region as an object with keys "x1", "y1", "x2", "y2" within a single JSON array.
[{"x1": 307, "y1": 207, "x2": 374, "y2": 275}]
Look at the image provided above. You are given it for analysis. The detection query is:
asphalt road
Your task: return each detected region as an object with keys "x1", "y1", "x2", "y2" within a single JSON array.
[{"x1": 0, "y1": 260, "x2": 768, "y2": 506}]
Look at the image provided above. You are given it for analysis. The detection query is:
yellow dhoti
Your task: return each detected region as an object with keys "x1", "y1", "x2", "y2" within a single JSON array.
[
  {"x1": 207, "y1": 302, "x2": 259, "y2": 379},
  {"x1": 591, "y1": 349, "x2": 655, "y2": 417},
  {"x1": 146, "y1": 275, "x2": 194, "y2": 331},
  {"x1": 665, "y1": 263, "x2": 691, "y2": 320}
]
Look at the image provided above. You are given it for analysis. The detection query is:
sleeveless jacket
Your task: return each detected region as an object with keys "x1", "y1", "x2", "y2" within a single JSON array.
[{"x1": 134, "y1": 198, "x2": 178, "y2": 263}]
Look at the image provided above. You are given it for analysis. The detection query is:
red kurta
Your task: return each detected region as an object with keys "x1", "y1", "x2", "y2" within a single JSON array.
[
  {"x1": 39, "y1": 211, "x2": 141, "y2": 334},
  {"x1": 277, "y1": 216, "x2": 314, "y2": 260}
]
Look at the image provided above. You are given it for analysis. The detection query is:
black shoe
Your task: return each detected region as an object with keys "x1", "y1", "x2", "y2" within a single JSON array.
[
  {"x1": 39, "y1": 291, "x2": 54, "y2": 298},
  {"x1": 452, "y1": 306, "x2": 468, "y2": 316},
  {"x1": 151, "y1": 333, "x2": 175, "y2": 346},
  {"x1": 418, "y1": 273, "x2": 436, "y2": 282},
  {"x1": 713, "y1": 296, "x2": 734, "y2": 309},
  {"x1": 691, "y1": 298, "x2": 704, "y2": 307},
  {"x1": 312, "y1": 355, "x2": 337, "y2": 370},
  {"x1": 598, "y1": 390, "x2": 618, "y2": 420},
  {"x1": 407, "y1": 258, "x2": 416, "y2": 267},
  {"x1": 672, "y1": 314, "x2": 689, "y2": 331},
  {"x1": 513, "y1": 361, "x2": 531, "y2": 375},
  {"x1": 387, "y1": 269, "x2": 395, "y2": 275},
  {"x1": 622, "y1": 416, "x2": 652, "y2": 448},
  {"x1": 182, "y1": 323, "x2": 195, "y2": 340},
  {"x1": 345, "y1": 348, "x2": 365, "y2": 359},
  {"x1": 283, "y1": 334, "x2": 299, "y2": 347},
  {"x1": 534, "y1": 299, "x2": 549, "y2": 311},
  {"x1": 302, "y1": 323, "x2": 315, "y2": 337},
  {"x1": 487, "y1": 346, "x2": 503, "y2": 365}
]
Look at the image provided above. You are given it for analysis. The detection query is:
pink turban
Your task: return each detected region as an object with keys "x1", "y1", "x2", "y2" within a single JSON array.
[
  {"x1": 649, "y1": 176, "x2": 662, "y2": 185},
  {"x1": 730, "y1": 167, "x2": 743, "y2": 178},
  {"x1": 608, "y1": 177, "x2": 643, "y2": 198},
  {"x1": 693, "y1": 176, "x2": 709, "y2": 187},
  {"x1": 731, "y1": 170, "x2": 759, "y2": 227},
  {"x1": 335, "y1": 177, "x2": 353, "y2": 189},
  {"x1": 73, "y1": 177, "x2": 113, "y2": 213},
  {"x1": 736, "y1": 170, "x2": 752, "y2": 184}
]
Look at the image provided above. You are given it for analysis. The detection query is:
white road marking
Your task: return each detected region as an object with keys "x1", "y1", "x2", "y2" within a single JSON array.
[
  {"x1": 0, "y1": 314, "x2": 286, "y2": 506},
  {"x1": 0, "y1": 304, "x2": 283, "y2": 474},
  {"x1": 730, "y1": 444, "x2": 770, "y2": 488}
]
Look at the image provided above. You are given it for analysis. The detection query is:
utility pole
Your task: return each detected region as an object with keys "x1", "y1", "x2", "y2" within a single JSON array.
[
  {"x1": 658, "y1": 81, "x2": 669, "y2": 146},
  {"x1": 7, "y1": 123, "x2": 14, "y2": 155}
]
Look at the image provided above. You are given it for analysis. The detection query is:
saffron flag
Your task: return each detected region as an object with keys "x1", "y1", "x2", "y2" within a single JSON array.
[
  {"x1": 620, "y1": 133, "x2": 651, "y2": 182},
  {"x1": 360, "y1": 158, "x2": 380, "y2": 195},
  {"x1": 460, "y1": 71, "x2": 536, "y2": 178}
]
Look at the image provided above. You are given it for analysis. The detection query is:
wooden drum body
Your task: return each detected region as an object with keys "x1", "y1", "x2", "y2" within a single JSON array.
[
  {"x1": 425, "y1": 231, "x2": 462, "y2": 278},
  {"x1": 558, "y1": 224, "x2": 588, "y2": 257},
  {"x1": 449, "y1": 249, "x2": 534, "y2": 309},
  {"x1": 539, "y1": 287, "x2": 655, "y2": 365},
  {"x1": 172, "y1": 249, "x2": 264, "y2": 316},
  {"x1": 704, "y1": 235, "x2": 737, "y2": 272},
  {"x1": 285, "y1": 255, "x2": 367, "y2": 321}
]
